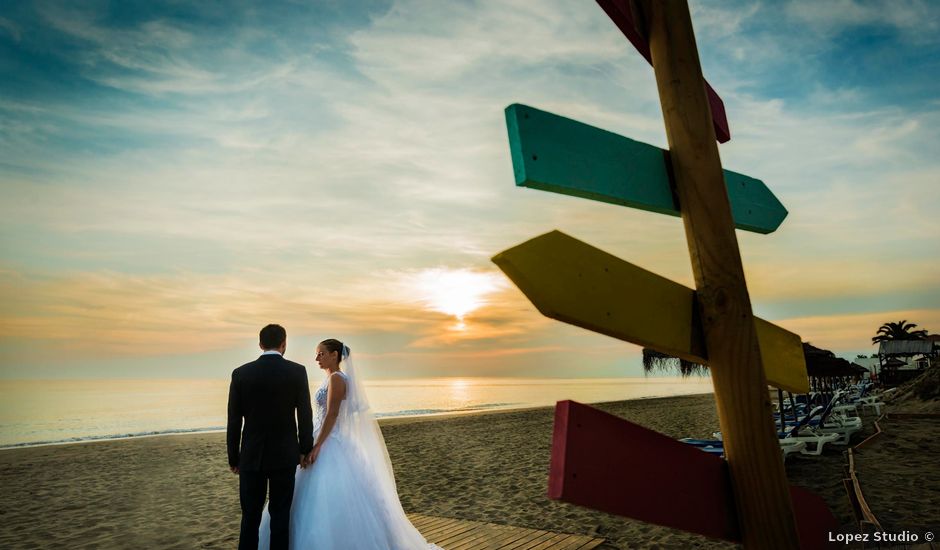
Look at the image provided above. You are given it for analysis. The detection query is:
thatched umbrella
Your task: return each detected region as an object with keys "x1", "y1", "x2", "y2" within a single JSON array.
[
  {"x1": 799, "y1": 342, "x2": 867, "y2": 393},
  {"x1": 804, "y1": 345, "x2": 855, "y2": 376},
  {"x1": 641, "y1": 348, "x2": 707, "y2": 376},
  {"x1": 642, "y1": 342, "x2": 860, "y2": 428},
  {"x1": 640, "y1": 342, "x2": 860, "y2": 378}
]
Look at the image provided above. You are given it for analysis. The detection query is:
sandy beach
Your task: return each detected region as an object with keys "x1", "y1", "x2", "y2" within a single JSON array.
[
  {"x1": 852, "y1": 416, "x2": 939, "y2": 536},
  {"x1": 0, "y1": 392, "x2": 931, "y2": 549}
]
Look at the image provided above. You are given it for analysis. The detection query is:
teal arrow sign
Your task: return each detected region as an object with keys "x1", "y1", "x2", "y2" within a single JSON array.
[{"x1": 505, "y1": 104, "x2": 787, "y2": 234}]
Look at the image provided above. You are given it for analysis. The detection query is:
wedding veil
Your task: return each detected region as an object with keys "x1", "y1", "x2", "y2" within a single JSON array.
[
  {"x1": 335, "y1": 345, "x2": 400, "y2": 498},
  {"x1": 313, "y1": 344, "x2": 440, "y2": 549}
]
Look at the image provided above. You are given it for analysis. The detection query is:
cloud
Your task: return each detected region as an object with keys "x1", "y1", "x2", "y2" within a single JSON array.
[
  {"x1": 785, "y1": 0, "x2": 940, "y2": 40},
  {"x1": 348, "y1": 0, "x2": 632, "y2": 85},
  {"x1": 0, "y1": 264, "x2": 539, "y2": 358},
  {"x1": 0, "y1": 0, "x2": 938, "y2": 377},
  {"x1": 0, "y1": 17, "x2": 21, "y2": 42},
  {"x1": 691, "y1": 1, "x2": 762, "y2": 40}
]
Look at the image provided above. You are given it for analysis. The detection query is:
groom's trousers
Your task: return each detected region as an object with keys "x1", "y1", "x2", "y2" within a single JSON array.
[{"x1": 238, "y1": 466, "x2": 296, "y2": 550}]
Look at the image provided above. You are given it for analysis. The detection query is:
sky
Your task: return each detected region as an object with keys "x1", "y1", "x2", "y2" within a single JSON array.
[{"x1": 1, "y1": 0, "x2": 938, "y2": 380}]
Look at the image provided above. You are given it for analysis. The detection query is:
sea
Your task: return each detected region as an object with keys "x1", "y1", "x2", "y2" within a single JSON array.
[{"x1": 0, "y1": 377, "x2": 714, "y2": 449}]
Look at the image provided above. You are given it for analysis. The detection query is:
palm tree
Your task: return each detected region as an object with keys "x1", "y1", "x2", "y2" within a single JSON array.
[{"x1": 871, "y1": 320, "x2": 928, "y2": 344}]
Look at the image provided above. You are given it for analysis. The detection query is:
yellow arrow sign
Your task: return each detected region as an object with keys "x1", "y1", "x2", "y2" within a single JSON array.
[{"x1": 492, "y1": 230, "x2": 808, "y2": 393}]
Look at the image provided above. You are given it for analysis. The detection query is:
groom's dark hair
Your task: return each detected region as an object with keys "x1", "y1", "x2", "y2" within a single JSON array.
[{"x1": 259, "y1": 324, "x2": 287, "y2": 350}]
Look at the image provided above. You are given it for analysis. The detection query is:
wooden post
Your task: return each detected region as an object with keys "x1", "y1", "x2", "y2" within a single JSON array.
[{"x1": 638, "y1": 0, "x2": 801, "y2": 546}]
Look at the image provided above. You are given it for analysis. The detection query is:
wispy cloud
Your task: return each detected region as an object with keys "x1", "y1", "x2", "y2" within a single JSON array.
[
  {"x1": 0, "y1": 265, "x2": 538, "y2": 355},
  {"x1": 785, "y1": 0, "x2": 940, "y2": 39},
  {"x1": 1, "y1": 0, "x2": 938, "y2": 377}
]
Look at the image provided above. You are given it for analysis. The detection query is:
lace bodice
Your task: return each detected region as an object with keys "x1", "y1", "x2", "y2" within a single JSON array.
[{"x1": 313, "y1": 371, "x2": 347, "y2": 434}]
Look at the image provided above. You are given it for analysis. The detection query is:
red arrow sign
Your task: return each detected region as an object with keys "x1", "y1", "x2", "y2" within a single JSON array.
[
  {"x1": 597, "y1": 0, "x2": 731, "y2": 143},
  {"x1": 549, "y1": 400, "x2": 838, "y2": 547}
]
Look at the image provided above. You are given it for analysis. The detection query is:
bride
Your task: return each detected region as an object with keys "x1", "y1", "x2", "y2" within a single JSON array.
[{"x1": 258, "y1": 339, "x2": 440, "y2": 549}]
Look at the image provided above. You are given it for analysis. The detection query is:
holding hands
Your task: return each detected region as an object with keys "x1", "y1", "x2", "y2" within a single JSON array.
[{"x1": 300, "y1": 443, "x2": 321, "y2": 468}]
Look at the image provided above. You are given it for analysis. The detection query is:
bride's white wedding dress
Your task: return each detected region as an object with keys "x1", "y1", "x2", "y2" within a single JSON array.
[{"x1": 258, "y1": 352, "x2": 439, "y2": 549}]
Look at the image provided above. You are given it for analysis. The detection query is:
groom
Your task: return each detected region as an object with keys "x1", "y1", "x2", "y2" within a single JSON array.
[{"x1": 227, "y1": 324, "x2": 314, "y2": 550}]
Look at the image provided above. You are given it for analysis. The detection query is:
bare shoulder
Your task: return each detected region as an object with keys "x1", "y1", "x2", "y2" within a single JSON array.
[{"x1": 328, "y1": 371, "x2": 348, "y2": 392}]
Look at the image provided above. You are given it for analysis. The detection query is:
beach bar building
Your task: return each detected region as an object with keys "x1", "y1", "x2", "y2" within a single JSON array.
[{"x1": 878, "y1": 340, "x2": 937, "y2": 386}]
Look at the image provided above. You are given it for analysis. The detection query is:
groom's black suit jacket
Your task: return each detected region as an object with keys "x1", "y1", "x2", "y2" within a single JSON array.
[{"x1": 227, "y1": 353, "x2": 314, "y2": 472}]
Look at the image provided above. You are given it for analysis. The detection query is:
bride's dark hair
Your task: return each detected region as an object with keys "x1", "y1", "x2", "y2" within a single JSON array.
[{"x1": 319, "y1": 338, "x2": 346, "y2": 363}]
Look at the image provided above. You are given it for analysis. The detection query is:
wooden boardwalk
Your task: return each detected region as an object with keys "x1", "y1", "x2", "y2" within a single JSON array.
[{"x1": 408, "y1": 513, "x2": 605, "y2": 550}]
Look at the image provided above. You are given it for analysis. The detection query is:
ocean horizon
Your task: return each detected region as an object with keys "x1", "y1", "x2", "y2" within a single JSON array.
[{"x1": 0, "y1": 376, "x2": 714, "y2": 449}]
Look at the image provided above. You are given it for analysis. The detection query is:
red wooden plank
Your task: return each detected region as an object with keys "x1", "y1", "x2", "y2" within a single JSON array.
[
  {"x1": 596, "y1": 0, "x2": 650, "y2": 61},
  {"x1": 548, "y1": 400, "x2": 739, "y2": 541},
  {"x1": 703, "y1": 81, "x2": 730, "y2": 143},
  {"x1": 595, "y1": 0, "x2": 731, "y2": 143},
  {"x1": 548, "y1": 401, "x2": 838, "y2": 544},
  {"x1": 790, "y1": 485, "x2": 842, "y2": 550}
]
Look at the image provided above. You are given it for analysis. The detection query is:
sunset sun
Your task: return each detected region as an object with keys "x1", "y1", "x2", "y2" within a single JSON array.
[{"x1": 414, "y1": 268, "x2": 506, "y2": 328}]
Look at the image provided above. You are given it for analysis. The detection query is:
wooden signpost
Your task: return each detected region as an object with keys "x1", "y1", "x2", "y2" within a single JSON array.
[
  {"x1": 493, "y1": 230, "x2": 808, "y2": 394},
  {"x1": 505, "y1": 104, "x2": 787, "y2": 234},
  {"x1": 596, "y1": 0, "x2": 731, "y2": 143},
  {"x1": 549, "y1": 400, "x2": 837, "y2": 547},
  {"x1": 492, "y1": 1, "x2": 814, "y2": 547}
]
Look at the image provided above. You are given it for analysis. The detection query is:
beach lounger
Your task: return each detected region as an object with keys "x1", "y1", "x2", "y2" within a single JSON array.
[
  {"x1": 713, "y1": 405, "x2": 840, "y2": 456},
  {"x1": 681, "y1": 437, "x2": 807, "y2": 461},
  {"x1": 858, "y1": 386, "x2": 895, "y2": 415},
  {"x1": 782, "y1": 392, "x2": 863, "y2": 446},
  {"x1": 792, "y1": 392, "x2": 861, "y2": 428},
  {"x1": 813, "y1": 412, "x2": 862, "y2": 445},
  {"x1": 834, "y1": 384, "x2": 884, "y2": 416},
  {"x1": 853, "y1": 388, "x2": 886, "y2": 415},
  {"x1": 678, "y1": 438, "x2": 725, "y2": 458},
  {"x1": 779, "y1": 439, "x2": 807, "y2": 459},
  {"x1": 779, "y1": 429, "x2": 839, "y2": 456},
  {"x1": 776, "y1": 406, "x2": 840, "y2": 456}
]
